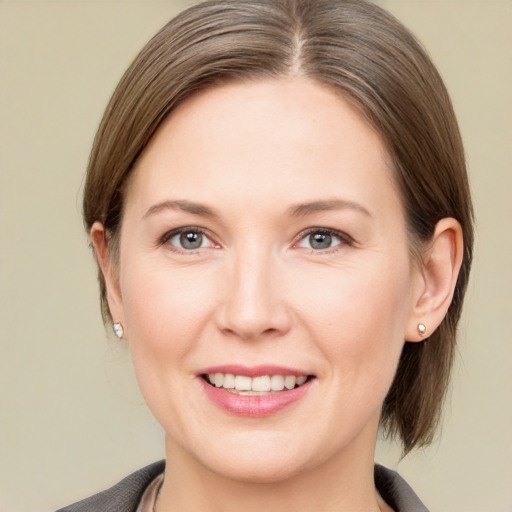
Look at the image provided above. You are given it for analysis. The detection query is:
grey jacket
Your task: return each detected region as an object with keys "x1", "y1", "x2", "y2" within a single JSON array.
[{"x1": 56, "y1": 461, "x2": 429, "y2": 512}]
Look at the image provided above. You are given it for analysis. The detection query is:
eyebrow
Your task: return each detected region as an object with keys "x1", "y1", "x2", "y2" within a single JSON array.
[
  {"x1": 287, "y1": 199, "x2": 372, "y2": 218},
  {"x1": 143, "y1": 200, "x2": 219, "y2": 219},
  {"x1": 143, "y1": 198, "x2": 371, "y2": 220}
]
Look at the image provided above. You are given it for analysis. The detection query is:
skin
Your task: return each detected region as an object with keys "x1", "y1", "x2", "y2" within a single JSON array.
[{"x1": 92, "y1": 78, "x2": 463, "y2": 512}]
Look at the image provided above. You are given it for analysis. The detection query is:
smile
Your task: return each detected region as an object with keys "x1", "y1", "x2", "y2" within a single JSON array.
[
  {"x1": 204, "y1": 373, "x2": 310, "y2": 395},
  {"x1": 198, "y1": 366, "x2": 315, "y2": 417}
]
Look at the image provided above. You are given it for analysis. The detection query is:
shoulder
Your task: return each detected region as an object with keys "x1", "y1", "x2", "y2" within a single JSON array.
[
  {"x1": 56, "y1": 460, "x2": 165, "y2": 512},
  {"x1": 375, "y1": 464, "x2": 429, "y2": 512}
]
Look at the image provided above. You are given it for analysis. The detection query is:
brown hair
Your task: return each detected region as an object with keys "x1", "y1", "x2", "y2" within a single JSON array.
[{"x1": 83, "y1": 0, "x2": 473, "y2": 454}]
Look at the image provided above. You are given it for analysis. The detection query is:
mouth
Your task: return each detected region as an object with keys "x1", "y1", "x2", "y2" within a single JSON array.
[
  {"x1": 201, "y1": 373, "x2": 313, "y2": 395},
  {"x1": 198, "y1": 367, "x2": 316, "y2": 417}
]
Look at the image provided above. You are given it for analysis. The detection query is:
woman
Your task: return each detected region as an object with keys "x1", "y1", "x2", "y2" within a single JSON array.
[{"x1": 58, "y1": 0, "x2": 473, "y2": 510}]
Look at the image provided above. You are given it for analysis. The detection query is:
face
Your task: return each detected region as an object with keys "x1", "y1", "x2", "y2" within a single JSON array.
[{"x1": 107, "y1": 78, "x2": 422, "y2": 482}]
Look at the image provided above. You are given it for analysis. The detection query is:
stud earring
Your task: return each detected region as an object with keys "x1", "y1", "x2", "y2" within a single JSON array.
[
  {"x1": 417, "y1": 323, "x2": 427, "y2": 336},
  {"x1": 113, "y1": 322, "x2": 124, "y2": 339}
]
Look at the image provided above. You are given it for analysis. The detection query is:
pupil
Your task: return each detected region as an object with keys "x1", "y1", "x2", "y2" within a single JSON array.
[
  {"x1": 180, "y1": 231, "x2": 202, "y2": 249},
  {"x1": 310, "y1": 232, "x2": 331, "y2": 249}
]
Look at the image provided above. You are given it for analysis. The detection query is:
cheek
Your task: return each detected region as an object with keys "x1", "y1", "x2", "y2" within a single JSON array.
[
  {"x1": 118, "y1": 257, "x2": 222, "y2": 410},
  {"x1": 117, "y1": 259, "x2": 220, "y2": 429},
  {"x1": 290, "y1": 256, "x2": 412, "y2": 377},
  {"x1": 121, "y1": 260, "x2": 215, "y2": 348}
]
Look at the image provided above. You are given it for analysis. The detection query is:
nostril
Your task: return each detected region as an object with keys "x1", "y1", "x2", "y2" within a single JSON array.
[{"x1": 214, "y1": 280, "x2": 293, "y2": 341}]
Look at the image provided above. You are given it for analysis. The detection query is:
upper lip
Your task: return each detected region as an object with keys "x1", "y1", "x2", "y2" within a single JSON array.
[{"x1": 197, "y1": 365, "x2": 314, "y2": 378}]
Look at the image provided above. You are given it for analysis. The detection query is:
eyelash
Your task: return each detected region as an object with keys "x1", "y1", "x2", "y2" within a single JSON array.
[
  {"x1": 293, "y1": 228, "x2": 354, "y2": 253},
  {"x1": 160, "y1": 226, "x2": 218, "y2": 253},
  {"x1": 159, "y1": 226, "x2": 354, "y2": 253}
]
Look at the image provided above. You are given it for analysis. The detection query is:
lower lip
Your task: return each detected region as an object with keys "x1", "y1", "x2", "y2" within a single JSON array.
[{"x1": 199, "y1": 378, "x2": 313, "y2": 417}]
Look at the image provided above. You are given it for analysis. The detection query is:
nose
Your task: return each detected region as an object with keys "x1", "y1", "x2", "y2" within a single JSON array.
[{"x1": 214, "y1": 246, "x2": 293, "y2": 341}]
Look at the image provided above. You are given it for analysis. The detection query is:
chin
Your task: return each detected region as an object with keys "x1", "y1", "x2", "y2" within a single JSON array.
[
  {"x1": 184, "y1": 431, "x2": 314, "y2": 484},
  {"x1": 207, "y1": 453, "x2": 306, "y2": 484}
]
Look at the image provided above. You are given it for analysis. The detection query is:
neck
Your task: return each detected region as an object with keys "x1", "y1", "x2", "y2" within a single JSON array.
[{"x1": 156, "y1": 434, "x2": 388, "y2": 512}]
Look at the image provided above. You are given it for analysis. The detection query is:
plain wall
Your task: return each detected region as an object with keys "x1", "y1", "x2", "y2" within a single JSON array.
[{"x1": 0, "y1": 1, "x2": 511, "y2": 511}]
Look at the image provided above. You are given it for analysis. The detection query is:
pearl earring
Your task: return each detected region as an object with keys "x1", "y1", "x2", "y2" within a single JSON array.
[
  {"x1": 417, "y1": 323, "x2": 427, "y2": 336},
  {"x1": 113, "y1": 322, "x2": 124, "y2": 339}
]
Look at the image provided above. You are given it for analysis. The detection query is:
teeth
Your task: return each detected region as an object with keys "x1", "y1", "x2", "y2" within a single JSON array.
[
  {"x1": 234, "y1": 375, "x2": 252, "y2": 391},
  {"x1": 206, "y1": 373, "x2": 309, "y2": 392},
  {"x1": 270, "y1": 374, "x2": 285, "y2": 391},
  {"x1": 214, "y1": 373, "x2": 224, "y2": 387},
  {"x1": 284, "y1": 375, "x2": 296, "y2": 389},
  {"x1": 252, "y1": 375, "x2": 271, "y2": 392},
  {"x1": 223, "y1": 373, "x2": 235, "y2": 389}
]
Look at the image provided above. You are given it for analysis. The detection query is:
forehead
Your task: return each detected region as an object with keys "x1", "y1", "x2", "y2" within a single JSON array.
[{"x1": 126, "y1": 77, "x2": 400, "y2": 219}]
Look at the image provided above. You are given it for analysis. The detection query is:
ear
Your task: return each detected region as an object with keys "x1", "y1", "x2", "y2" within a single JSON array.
[
  {"x1": 90, "y1": 222, "x2": 126, "y2": 338},
  {"x1": 405, "y1": 218, "x2": 464, "y2": 342}
]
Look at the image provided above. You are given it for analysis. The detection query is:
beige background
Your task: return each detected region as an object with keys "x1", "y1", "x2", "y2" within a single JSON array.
[{"x1": 0, "y1": 1, "x2": 511, "y2": 511}]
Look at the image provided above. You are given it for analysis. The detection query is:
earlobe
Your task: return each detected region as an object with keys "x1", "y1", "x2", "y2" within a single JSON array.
[
  {"x1": 90, "y1": 222, "x2": 125, "y2": 334},
  {"x1": 406, "y1": 218, "x2": 464, "y2": 342}
]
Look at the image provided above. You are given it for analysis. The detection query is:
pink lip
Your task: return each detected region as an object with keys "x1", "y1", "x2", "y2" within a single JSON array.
[{"x1": 197, "y1": 365, "x2": 314, "y2": 418}]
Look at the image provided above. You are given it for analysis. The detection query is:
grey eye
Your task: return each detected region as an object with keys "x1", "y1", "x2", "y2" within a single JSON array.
[
  {"x1": 167, "y1": 230, "x2": 210, "y2": 250},
  {"x1": 296, "y1": 230, "x2": 345, "y2": 251},
  {"x1": 309, "y1": 232, "x2": 332, "y2": 249},
  {"x1": 180, "y1": 231, "x2": 203, "y2": 249}
]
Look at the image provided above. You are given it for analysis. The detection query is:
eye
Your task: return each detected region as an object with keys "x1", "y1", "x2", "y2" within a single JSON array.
[
  {"x1": 163, "y1": 228, "x2": 216, "y2": 251},
  {"x1": 296, "y1": 229, "x2": 350, "y2": 251}
]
